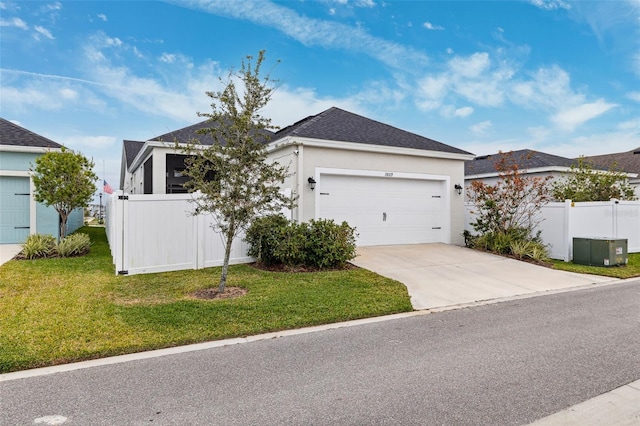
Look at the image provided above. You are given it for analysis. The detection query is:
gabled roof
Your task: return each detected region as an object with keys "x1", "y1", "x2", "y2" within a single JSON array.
[
  {"x1": 0, "y1": 118, "x2": 62, "y2": 149},
  {"x1": 151, "y1": 119, "x2": 275, "y2": 145},
  {"x1": 465, "y1": 149, "x2": 582, "y2": 176},
  {"x1": 274, "y1": 107, "x2": 473, "y2": 155},
  {"x1": 123, "y1": 140, "x2": 144, "y2": 169},
  {"x1": 581, "y1": 147, "x2": 640, "y2": 175}
]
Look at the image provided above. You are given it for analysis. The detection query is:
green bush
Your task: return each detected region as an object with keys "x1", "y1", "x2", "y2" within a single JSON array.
[
  {"x1": 245, "y1": 215, "x2": 291, "y2": 265},
  {"x1": 20, "y1": 234, "x2": 56, "y2": 259},
  {"x1": 245, "y1": 215, "x2": 357, "y2": 269},
  {"x1": 57, "y1": 233, "x2": 91, "y2": 257},
  {"x1": 471, "y1": 228, "x2": 549, "y2": 262},
  {"x1": 273, "y1": 221, "x2": 308, "y2": 266},
  {"x1": 305, "y1": 219, "x2": 357, "y2": 269}
]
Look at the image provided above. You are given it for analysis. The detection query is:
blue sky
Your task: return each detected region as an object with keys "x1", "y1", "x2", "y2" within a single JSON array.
[{"x1": 1, "y1": 0, "x2": 639, "y2": 191}]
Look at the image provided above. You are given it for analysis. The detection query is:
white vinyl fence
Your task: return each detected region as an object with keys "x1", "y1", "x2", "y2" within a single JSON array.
[
  {"x1": 105, "y1": 192, "x2": 253, "y2": 275},
  {"x1": 465, "y1": 200, "x2": 640, "y2": 261}
]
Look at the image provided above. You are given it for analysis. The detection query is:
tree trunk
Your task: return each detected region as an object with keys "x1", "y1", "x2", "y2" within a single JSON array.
[
  {"x1": 59, "y1": 212, "x2": 68, "y2": 240},
  {"x1": 218, "y1": 226, "x2": 235, "y2": 293}
]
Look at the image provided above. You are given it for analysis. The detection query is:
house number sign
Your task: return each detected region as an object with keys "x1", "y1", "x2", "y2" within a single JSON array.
[{"x1": 385, "y1": 172, "x2": 394, "y2": 177}]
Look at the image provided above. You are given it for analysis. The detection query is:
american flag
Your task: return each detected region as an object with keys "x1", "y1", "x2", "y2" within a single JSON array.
[{"x1": 103, "y1": 180, "x2": 114, "y2": 195}]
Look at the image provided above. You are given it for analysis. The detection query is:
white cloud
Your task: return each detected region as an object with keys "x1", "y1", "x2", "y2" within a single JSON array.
[
  {"x1": 627, "y1": 91, "x2": 640, "y2": 102},
  {"x1": 551, "y1": 99, "x2": 618, "y2": 131},
  {"x1": 616, "y1": 119, "x2": 639, "y2": 131},
  {"x1": 448, "y1": 52, "x2": 490, "y2": 78},
  {"x1": 416, "y1": 75, "x2": 448, "y2": 111},
  {"x1": 97, "y1": 13, "x2": 107, "y2": 22},
  {"x1": 510, "y1": 66, "x2": 580, "y2": 110},
  {"x1": 34, "y1": 25, "x2": 54, "y2": 39},
  {"x1": 529, "y1": 0, "x2": 571, "y2": 11},
  {"x1": 59, "y1": 88, "x2": 78, "y2": 100},
  {"x1": 63, "y1": 135, "x2": 117, "y2": 150},
  {"x1": 454, "y1": 106, "x2": 474, "y2": 118},
  {"x1": 527, "y1": 126, "x2": 551, "y2": 141},
  {"x1": 0, "y1": 17, "x2": 28, "y2": 29},
  {"x1": 548, "y1": 129, "x2": 640, "y2": 157},
  {"x1": 266, "y1": 85, "x2": 365, "y2": 128},
  {"x1": 159, "y1": 53, "x2": 177, "y2": 63},
  {"x1": 172, "y1": 0, "x2": 428, "y2": 70},
  {"x1": 355, "y1": 0, "x2": 375, "y2": 7},
  {"x1": 470, "y1": 120, "x2": 493, "y2": 135},
  {"x1": 440, "y1": 105, "x2": 474, "y2": 118},
  {"x1": 446, "y1": 48, "x2": 453, "y2": 54},
  {"x1": 43, "y1": 2, "x2": 62, "y2": 11},
  {"x1": 423, "y1": 21, "x2": 444, "y2": 31},
  {"x1": 0, "y1": 72, "x2": 108, "y2": 113},
  {"x1": 105, "y1": 36, "x2": 122, "y2": 47}
]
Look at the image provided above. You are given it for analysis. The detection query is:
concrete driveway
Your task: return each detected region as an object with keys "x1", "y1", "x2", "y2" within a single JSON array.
[
  {"x1": 0, "y1": 244, "x2": 21, "y2": 266},
  {"x1": 351, "y1": 244, "x2": 617, "y2": 310}
]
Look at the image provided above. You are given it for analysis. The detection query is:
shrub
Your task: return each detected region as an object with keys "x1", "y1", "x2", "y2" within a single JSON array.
[
  {"x1": 273, "y1": 221, "x2": 308, "y2": 266},
  {"x1": 245, "y1": 214, "x2": 290, "y2": 265},
  {"x1": 304, "y1": 219, "x2": 357, "y2": 269},
  {"x1": 57, "y1": 233, "x2": 91, "y2": 257},
  {"x1": 245, "y1": 215, "x2": 357, "y2": 269},
  {"x1": 20, "y1": 234, "x2": 56, "y2": 259},
  {"x1": 473, "y1": 227, "x2": 547, "y2": 258}
]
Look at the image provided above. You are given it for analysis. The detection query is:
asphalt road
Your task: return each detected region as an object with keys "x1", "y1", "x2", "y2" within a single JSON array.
[{"x1": 2, "y1": 280, "x2": 640, "y2": 425}]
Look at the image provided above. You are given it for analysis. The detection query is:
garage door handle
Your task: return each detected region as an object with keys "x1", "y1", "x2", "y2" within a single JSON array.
[
  {"x1": 432, "y1": 227, "x2": 441, "y2": 229},
  {"x1": 14, "y1": 193, "x2": 30, "y2": 196},
  {"x1": 383, "y1": 212, "x2": 387, "y2": 222},
  {"x1": 14, "y1": 226, "x2": 30, "y2": 229}
]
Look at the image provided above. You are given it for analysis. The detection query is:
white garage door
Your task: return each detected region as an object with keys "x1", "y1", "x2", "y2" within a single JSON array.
[{"x1": 317, "y1": 173, "x2": 446, "y2": 246}]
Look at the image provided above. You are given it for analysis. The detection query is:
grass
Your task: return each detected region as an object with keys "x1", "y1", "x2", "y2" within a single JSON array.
[
  {"x1": 0, "y1": 227, "x2": 413, "y2": 373},
  {"x1": 551, "y1": 252, "x2": 640, "y2": 279}
]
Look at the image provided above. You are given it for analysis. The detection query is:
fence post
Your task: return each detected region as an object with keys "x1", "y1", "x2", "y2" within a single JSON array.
[
  {"x1": 112, "y1": 194, "x2": 123, "y2": 274},
  {"x1": 564, "y1": 199, "x2": 572, "y2": 262},
  {"x1": 194, "y1": 206, "x2": 202, "y2": 270},
  {"x1": 612, "y1": 199, "x2": 618, "y2": 238},
  {"x1": 113, "y1": 193, "x2": 129, "y2": 275}
]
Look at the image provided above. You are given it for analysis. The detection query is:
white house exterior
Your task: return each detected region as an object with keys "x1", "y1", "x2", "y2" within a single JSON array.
[
  {"x1": 119, "y1": 107, "x2": 474, "y2": 246},
  {"x1": 465, "y1": 149, "x2": 638, "y2": 199},
  {"x1": 582, "y1": 147, "x2": 640, "y2": 199}
]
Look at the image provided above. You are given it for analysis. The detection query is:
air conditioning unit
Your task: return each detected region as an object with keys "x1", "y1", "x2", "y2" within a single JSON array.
[{"x1": 572, "y1": 237, "x2": 628, "y2": 267}]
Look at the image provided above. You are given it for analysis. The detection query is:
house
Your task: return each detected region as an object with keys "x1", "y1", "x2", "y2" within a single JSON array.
[
  {"x1": 465, "y1": 148, "x2": 639, "y2": 199},
  {"x1": 0, "y1": 118, "x2": 83, "y2": 243},
  {"x1": 464, "y1": 149, "x2": 581, "y2": 188},
  {"x1": 581, "y1": 147, "x2": 640, "y2": 198},
  {"x1": 119, "y1": 107, "x2": 474, "y2": 246}
]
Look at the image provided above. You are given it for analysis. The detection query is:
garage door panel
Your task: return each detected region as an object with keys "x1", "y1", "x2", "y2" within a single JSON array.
[
  {"x1": 317, "y1": 174, "x2": 446, "y2": 246},
  {"x1": 0, "y1": 176, "x2": 30, "y2": 243}
]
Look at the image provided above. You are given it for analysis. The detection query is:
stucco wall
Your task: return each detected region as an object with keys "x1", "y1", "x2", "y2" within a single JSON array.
[{"x1": 269, "y1": 143, "x2": 468, "y2": 245}]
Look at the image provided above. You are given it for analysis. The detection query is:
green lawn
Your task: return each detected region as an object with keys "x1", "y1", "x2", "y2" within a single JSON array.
[
  {"x1": 0, "y1": 227, "x2": 412, "y2": 373},
  {"x1": 551, "y1": 252, "x2": 640, "y2": 279}
]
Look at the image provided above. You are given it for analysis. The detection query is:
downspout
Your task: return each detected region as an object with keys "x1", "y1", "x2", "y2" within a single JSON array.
[{"x1": 296, "y1": 142, "x2": 303, "y2": 223}]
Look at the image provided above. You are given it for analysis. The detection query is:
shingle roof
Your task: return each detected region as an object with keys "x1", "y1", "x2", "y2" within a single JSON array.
[
  {"x1": 150, "y1": 119, "x2": 275, "y2": 145},
  {"x1": 0, "y1": 118, "x2": 62, "y2": 149},
  {"x1": 581, "y1": 148, "x2": 640, "y2": 175},
  {"x1": 275, "y1": 107, "x2": 473, "y2": 155},
  {"x1": 123, "y1": 140, "x2": 144, "y2": 168},
  {"x1": 465, "y1": 149, "x2": 580, "y2": 176}
]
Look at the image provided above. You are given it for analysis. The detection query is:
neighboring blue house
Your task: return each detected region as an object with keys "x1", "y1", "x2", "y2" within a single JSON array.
[{"x1": 0, "y1": 118, "x2": 83, "y2": 244}]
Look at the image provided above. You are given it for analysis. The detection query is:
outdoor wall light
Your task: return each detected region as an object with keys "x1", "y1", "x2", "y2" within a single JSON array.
[
  {"x1": 308, "y1": 177, "x2": 317, "y2": 191},
  {"x1": 454, "y1": 184, "x2": 463, "y2": 195}
]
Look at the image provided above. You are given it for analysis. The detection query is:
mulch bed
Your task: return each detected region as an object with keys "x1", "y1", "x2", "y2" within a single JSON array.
[
  {"x1": 249, "y1": 262, "x2": 359, "y2": 273},
  {"x1": 190, "y1": 286, "x2": 248, "y2": 300}
]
